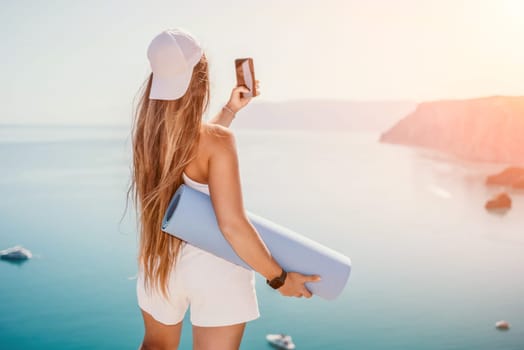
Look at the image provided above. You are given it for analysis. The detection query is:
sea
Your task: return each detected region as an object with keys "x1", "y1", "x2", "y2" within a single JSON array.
[{"x1": 0, "y1": 124, "x2": 523, "y2": 349}]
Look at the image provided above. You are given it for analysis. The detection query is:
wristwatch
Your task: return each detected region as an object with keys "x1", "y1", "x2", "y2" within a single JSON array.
[{"x1": 266, "y1": 268, "x2": 287, "y2": 289}]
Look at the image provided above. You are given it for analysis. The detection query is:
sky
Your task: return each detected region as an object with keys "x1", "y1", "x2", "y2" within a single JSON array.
[{"x1": 1, "y1": 0, "x2": 524, "y2": 125}]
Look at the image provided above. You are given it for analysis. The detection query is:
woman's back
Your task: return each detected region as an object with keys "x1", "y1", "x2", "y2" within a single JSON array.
[
  {"x1": 181, "y1": 122, "x2": 227, "y2": 194},
  {"x1": 181, "y1": 123, "x2": 210, "y2": 195}
]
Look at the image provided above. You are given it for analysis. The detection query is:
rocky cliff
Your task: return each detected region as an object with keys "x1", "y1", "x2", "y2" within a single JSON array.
[{"x1": 380, "y1": 96, "x2": 524, "y2": 164}]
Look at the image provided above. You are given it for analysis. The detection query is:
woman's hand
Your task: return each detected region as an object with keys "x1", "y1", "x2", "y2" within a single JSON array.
[
  {"x1": 226, "y1": 80, "x2": 260, "y2": 113},
  {"x1": 277, "y1": 272, "x2": 321, "y2": 299}
]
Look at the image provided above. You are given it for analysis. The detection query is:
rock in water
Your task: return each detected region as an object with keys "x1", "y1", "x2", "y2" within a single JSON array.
[{"x1": 485, "y1": 192, "x2": 512, "y2": 211}]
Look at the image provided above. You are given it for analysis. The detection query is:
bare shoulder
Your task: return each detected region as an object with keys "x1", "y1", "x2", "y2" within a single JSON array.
[{"x1": 201, "y1": 123, "x2": 237, "y2": 155}]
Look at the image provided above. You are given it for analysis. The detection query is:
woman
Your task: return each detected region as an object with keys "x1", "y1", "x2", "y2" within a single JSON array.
[{"x1": 128, "y1": 28, "x2": 320, "y2": 350}]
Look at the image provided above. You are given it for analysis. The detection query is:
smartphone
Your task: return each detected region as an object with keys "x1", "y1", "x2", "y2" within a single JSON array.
[{"x1": 235, "y1": 58, "x2": 257, "y2": 98}]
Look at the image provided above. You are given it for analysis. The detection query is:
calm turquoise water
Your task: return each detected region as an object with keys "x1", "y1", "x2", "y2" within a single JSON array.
[{"x1": 0, "y1": 125, "x2": 523, "y2": 349}]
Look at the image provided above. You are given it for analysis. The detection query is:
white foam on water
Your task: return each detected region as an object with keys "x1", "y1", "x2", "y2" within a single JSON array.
[{"x1": 426, "y1": 184, "x2": 452, "y2": 198}]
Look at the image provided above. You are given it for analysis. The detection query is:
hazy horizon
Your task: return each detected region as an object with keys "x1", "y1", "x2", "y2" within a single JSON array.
[
  {"x1": 0, "y1": 98, "x2": 418, "y2": 127},
  {"x1": 2, "y1": 0, "x2": 524, "y2": 125}
]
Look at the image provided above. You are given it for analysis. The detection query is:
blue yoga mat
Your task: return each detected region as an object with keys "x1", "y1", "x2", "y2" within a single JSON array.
[{"x1": 161, "y1": 184, "x2": 351, "y2": 300}]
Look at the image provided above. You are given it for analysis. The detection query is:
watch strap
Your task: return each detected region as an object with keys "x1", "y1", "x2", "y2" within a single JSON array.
[{"x1": 266, "y1": 268, "x2": 287, "y2": 289}]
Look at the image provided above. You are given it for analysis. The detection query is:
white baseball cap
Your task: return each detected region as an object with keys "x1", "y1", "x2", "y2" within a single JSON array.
[{"x1": 147, "y1": 28, "x2": 204, "y2": 100}]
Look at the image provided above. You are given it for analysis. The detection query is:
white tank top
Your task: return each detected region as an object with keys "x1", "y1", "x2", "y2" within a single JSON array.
[{"x1": 182, "y1": 171, "x2": 209, "y2": 195}]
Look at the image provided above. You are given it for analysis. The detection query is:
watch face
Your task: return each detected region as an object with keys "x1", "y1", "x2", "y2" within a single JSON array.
[
  {"x1": 269, "y1": 278, "x2": 284, "y2": 289},
  {"x1": 267, "y1": 270, "x2": 287, "y2": 289}
]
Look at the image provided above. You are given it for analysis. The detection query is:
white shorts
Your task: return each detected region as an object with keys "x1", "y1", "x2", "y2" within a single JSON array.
[{"x1": 136, "y1": 241, "x2": 260, "y2": 327}]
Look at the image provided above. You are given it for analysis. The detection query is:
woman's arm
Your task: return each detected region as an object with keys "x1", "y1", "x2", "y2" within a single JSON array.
[
  {"x1": 208, "y1": 104, "x2": 237, "y2": 127},
  {"x1": 208, "y1": 81, "x2": 260, "y2": 127},
  {"x1": 207, "y1": 126, "x2": 320, "y2": 297},
  {"x1": 208, "y1": 126, "x2": 280, "y2": 280}
]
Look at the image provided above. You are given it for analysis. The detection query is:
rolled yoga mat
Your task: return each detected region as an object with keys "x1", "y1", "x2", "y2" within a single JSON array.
[{"x1": 161, "y1": 184, "x2": 351, "y2": 300}]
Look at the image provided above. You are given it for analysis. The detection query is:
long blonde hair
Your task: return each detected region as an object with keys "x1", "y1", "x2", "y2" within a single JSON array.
[{"x1": 127, "y1": 52, "x2": 210, "y2": 298}]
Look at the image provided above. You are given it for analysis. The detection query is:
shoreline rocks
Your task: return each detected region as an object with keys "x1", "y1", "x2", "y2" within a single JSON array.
[
  {"x1": 485, "y1": 192, "x2": 512, "y2": 212},
  {"x1": 486, "y1": 167, "x2": 524, "y2": 189}
]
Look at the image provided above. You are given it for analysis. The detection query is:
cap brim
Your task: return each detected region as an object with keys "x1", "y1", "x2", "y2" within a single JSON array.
[{"x1": 149, "y1": 69, "x2": 193, "y2": 100}]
